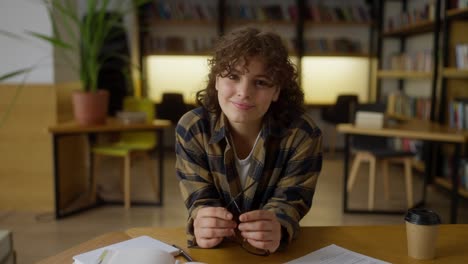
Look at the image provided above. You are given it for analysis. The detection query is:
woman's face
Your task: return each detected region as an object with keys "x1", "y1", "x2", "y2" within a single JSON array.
[{"x1": 215, "y1": 56, "x2": 280, "y2": 129}]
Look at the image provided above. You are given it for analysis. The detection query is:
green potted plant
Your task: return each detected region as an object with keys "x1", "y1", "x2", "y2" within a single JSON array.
[{"x1": 29, "y1": 0, "x2": 147, "y2": 125}]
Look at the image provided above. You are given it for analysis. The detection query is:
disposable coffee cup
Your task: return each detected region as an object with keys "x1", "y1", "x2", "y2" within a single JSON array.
[{"x1": 405, "y1": 208, "x2": 441, "y2": 260}]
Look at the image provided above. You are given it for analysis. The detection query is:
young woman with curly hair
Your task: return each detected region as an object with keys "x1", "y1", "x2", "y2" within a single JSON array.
[{"x1": 175, "y1": 27, "x2": 323, "y2": 254}]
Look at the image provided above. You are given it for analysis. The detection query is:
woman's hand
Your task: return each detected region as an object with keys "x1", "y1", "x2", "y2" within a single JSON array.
[
  {"x1": 238, "y1": 210, "x2": 282, "y2": 253},
  {"x1": 193, "y1": 207, "x2": 237, "y2": 248}
]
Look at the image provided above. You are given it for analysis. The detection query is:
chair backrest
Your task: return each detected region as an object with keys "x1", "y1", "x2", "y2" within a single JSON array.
[
  {"x1": 157, "y1": 93, "x2": 187, "y2": 124},
  {"x1": 322, "y1": 94, "x2": 359, "y2": 124},
  {"x1": 120, "y1": 97, "x2": 156, "y2": 147},
  {"x1": 352, "y1": 103, "x2": 390, "y2": 151}
]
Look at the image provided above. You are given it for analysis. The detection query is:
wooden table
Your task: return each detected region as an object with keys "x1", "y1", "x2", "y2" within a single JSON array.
[
  {"x1": 337, "y1": 120, "x2": 467, "y2": 223},
  {"x1": 37, "y1": 225, "x2": 468, "y2": 264},
  {"x1": 48, "y1": 118, "x2": 172, "y2": 219}
]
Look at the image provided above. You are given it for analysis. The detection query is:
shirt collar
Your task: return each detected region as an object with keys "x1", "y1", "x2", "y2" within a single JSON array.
[{"x1": 208, "y1": 111, "x2": 289, "y2": 144}]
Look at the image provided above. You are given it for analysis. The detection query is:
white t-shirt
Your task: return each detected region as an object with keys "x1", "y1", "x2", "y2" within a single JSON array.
[{"x1": 233, "y1": 131, "x2": 262, "y2": 187}]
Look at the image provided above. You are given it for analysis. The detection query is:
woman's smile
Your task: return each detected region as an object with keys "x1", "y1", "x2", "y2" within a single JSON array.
[{"x1": 231, "y1": 101, "x2": 254, "y2": 110}]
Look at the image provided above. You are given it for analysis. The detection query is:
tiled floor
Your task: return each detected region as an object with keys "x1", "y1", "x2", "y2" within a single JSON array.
[{"x1": 1, "y1": 152, "x2": 467, "y2": 263}]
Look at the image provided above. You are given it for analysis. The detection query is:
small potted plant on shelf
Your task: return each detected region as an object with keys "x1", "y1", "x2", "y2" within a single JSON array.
[{"x1": 30, "y1": 0, "x2": 146, "y2": 125}]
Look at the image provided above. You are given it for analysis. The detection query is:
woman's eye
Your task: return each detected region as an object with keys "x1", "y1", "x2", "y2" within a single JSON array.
[
  {"x1": 255, "y1": 79, "x2": 272, "y2": 87},
  {"x1": 228, "y1": 74, "x2": 239, "y2": 80}
]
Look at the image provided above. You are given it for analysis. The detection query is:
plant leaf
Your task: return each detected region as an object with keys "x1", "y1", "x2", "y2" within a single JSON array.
[
  {"x1": 27, "y1": 31, "x2": 73, "y2": 49},
  {"x1": 0, "y1": 68, "x2": 32, "y2": 82}
]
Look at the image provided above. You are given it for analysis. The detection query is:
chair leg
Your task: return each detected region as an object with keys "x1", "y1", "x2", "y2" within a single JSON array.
[
  {"x1": 347, "y1": 153, "x2": 363, "y2": 192},
  {"x1": 123, "y1": 154, "x2": 131, "y2": 209},
  {"x1": 91, "y1": 154, "x2": 100, "y2": 204},
  {"x1": 382, "y1": 159, "x2": 390, "y2": 200},
  {"x1": 404, "y1": 158, "x2": 414, "y2": 208},
  {"x1": 143, "y1": 152, "x2": 159, "y2": 200},
  {"x1": 368, "y1": 156, "x2": 376, "y2": 210},
  {"x1": 329, "y1": 128, "x2": 337, "y2": 157}
]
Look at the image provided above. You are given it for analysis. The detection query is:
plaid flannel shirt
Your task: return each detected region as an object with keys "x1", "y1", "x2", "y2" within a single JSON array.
[{"x1": 175, "y1": 107, "x2": 322, "y2": 248}]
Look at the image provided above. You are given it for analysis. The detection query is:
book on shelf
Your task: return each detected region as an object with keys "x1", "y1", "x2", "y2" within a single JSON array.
[
  {"x1": 228, "y1": 3, "x2": 292, "y2": 21},
  {"x1": 385, "y1": 2, "x2": 435, "y2": 32},
  {"x1": 387, "y1": 51, "x2": 432, "y2": 72},
  {"x1": 147, "y1": 0, "x2": 216, "y2": 21},
  {"x1": 304, "y1": 37, "x2": 363, "y2": 54},
  {"x1": 307, "y1": 4, "x2": 370, "y2": 23},
  {"x1": 450, "y1": 0, "x2": 468, "y2": 9},
  {"x1": 455, "y1": 43, "x2": 468, "y2": 69},
  {"x1": 386, "y1": 92, "x2": 431, "y2": 120},
  {"x1": 441, "y1": 156, "x2": 468, "y2": 191},
  {"x1": 448, "y1": 97, "x2": 468, "y2": 130}
]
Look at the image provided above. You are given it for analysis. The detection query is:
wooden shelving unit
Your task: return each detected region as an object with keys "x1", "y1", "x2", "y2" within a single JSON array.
[
  {"x1": 434, "y1": 177, "x2": 468, "y2": 198},
  {"x1": 383, "y1": 20, "x2": 435, "y2": 37},
  {"x1": 446, "y1": 7, "x2": 468, "y2": 19},
  {"x1": 434, "y1": 3, "x2": 468, "y2": 208},
  {"x1": 441, "y1": 68, "x2": 468, "y2": 79},
  {"x1": 304, "y1": 52, "x2": 371, "y2": 57},
  {"x1": 304, "y1": 21, "x2": 371, "y2": 27},
  {"x1": 377, "y1": 70, "x2": 432, "y2": 79}
]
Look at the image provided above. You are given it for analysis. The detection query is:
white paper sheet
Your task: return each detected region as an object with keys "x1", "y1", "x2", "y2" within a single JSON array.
[
  {"x1": 73, "y1": 236, "x2": 179, "y2": 264},
  {"x1": 285, "y1": 244, "x2": 391, "y2": 264}
]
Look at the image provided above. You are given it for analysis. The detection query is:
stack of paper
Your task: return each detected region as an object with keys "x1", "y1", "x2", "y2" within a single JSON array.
[
  {"x1": 285, "y1": 244, "x2": 390, "y2": 264},
  {"x1": 355, "y1": 111, "x2": 384, "y2": 129},
  {"x1": 73, "y1": 236, "x2": 179, "y2": 264}
]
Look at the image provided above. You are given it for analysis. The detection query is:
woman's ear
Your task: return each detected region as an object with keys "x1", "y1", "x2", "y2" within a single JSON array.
[
  {"x1": 215, "y1": 77, "x2": 219, "y2": 91},
  {"x1": 272, "y1": 87, "x2": 280, "y2": 102}
]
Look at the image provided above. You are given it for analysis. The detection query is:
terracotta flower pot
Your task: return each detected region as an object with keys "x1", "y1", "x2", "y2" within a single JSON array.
[{"x1": 72, "y1": 90, "x2": 109, "y2": 126}]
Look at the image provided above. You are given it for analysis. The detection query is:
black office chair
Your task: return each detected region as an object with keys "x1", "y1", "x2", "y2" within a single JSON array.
[
  {"x1": 321, "y1": 94, "x2": 359, "y2": 155},
  {"x1": 157, "y1": 93, "x2": 188, "y2": 124},
  {"x1": 347, "y1": 103, "x2": 416, "y2": 210}
]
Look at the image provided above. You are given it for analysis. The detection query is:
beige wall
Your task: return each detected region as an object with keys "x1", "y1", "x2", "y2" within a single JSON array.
[{"x1": 0, "y1": 83, "x2": 79, "y2": 211}]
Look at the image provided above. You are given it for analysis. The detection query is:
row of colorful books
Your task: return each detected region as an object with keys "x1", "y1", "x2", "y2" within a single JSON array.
[
  {"x1": 143, "y1": 0, "x2": 217, "y2": 21},
  {"x1": 306, "y1": 4, "x2": 370, "y2": 23},
  {"x1": 455, "y1": 43, "x2": 468, "y2": 69},
  {"x1": 386, "y1": 92, "x2": 432, "y2": 121},
  {"x1": 449, "y1": 0, "x2": 468, "y2": 9},
  {"x1": 448, "y1": 98, "x2": 468, "y2": 130},
  {"x1": 143, "y1": 35, "x2": 216, "y2": 54},
  {"x1": 304, "y1": 38, "x2": 363, "y2": 53},
  {"x1": 441, "y1": 156, "x2": 468, "y2": 191},
  {"x1": 227, "y1": 4, "x2": 294, "y2": 21},
  {"x1": 385, "y1": 2, "x2": 436, "y2": 32},
  {"x1": 386, "y1": 50, "x2": 433, "y2": 72}
]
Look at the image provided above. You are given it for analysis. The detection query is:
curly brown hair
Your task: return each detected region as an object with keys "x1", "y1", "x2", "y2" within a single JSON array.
[{"x1": 196, "y1": 27, "x2": 305, "y2": 125}]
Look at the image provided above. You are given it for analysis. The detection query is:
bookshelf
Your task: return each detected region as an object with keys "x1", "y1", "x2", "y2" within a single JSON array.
[
  {"x1": 302, "y1": 0, "x2": 373, "y2": 57},
  {"x1": 375, "y1": 0, "x2": 440, "y2": 121},
  {"x1": 137, "y1": 0, "x2": 376, "y2": 105},
  {"x1": 436, "y1": 0, "x2": 468, "y2": 198},
  {"x1": 374, "y1": 0, "x2": 441, "y2": 174}
]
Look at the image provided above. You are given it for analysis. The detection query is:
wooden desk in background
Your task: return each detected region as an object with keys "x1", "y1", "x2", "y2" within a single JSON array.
[
  {"x1": 48, "y1": 118, "x2": 172, "y2": 219},
  {"x1": 337, "y1": 120, "x2": 467, "y2": 223},
  {"x1": 37, "y1": 225, "x2": 468, "y2": 264}
]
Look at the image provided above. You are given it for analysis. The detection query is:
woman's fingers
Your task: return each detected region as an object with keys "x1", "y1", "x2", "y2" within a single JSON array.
[
  {"x1": 238, "y1": 209, "x2": 282, "y2": 253},
  {"x1": 197, "y1": 207, "x2": 233, "y2": 220},
  {"x1": 196, "y1": 237, "x2": 223, "y2": 248},
  {"x1": 193, "y1": 207, "x2": 237, "y2": 248}
]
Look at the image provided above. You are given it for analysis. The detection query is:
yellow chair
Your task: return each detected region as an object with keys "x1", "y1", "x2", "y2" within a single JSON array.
[{"x1": 91, "y1": 97, "x2": 158, "y2": 209}]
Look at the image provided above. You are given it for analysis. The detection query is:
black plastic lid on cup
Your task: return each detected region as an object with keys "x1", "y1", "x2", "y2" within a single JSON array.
[{"x1": 405, "y1": 208, "x2": 441, "y2": 225}]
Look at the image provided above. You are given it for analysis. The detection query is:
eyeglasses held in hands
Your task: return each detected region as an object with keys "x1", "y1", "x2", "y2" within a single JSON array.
[
  {"x1": 225, "y1": 181, "x2": 270, "y2": 257},
  {"x1": 172, "y1": 244, "x2": 194, "y2": 262}
]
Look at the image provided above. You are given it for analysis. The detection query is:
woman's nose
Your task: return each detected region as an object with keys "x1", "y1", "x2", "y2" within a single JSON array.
[{"x1": 236, "y1": 80, "x2": 251, "y2": 97}]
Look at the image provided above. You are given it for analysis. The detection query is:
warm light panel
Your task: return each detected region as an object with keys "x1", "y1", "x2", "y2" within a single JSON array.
[
  {"x1": 146, "y1": 55, "x2": 210, "y2": 104},
  {"x1": 146, "y1": 56, "x2": 370, "y2": 106},
  {"x1": 146, "y1": 55, "x2": 299, "y2": 104},
  {"x1": 301, "y1": 57, "x2": 370, "y2": 104}
]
